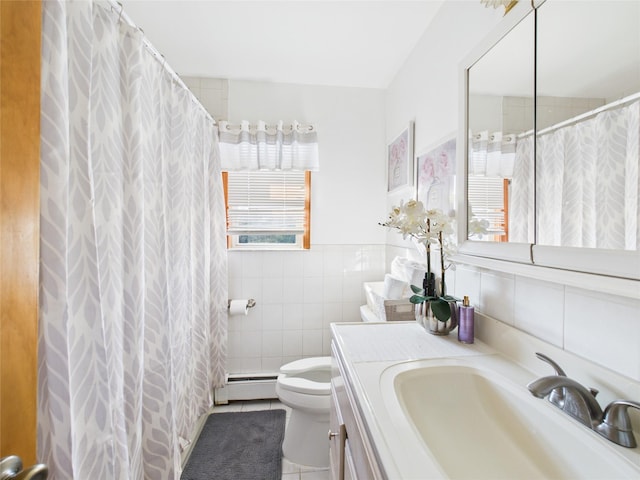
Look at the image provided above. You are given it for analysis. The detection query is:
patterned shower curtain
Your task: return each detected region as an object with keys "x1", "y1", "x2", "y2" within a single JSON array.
[
  {"x1": 38, "y1": 1, "x2": 228, "y2": 478},
  {"x1": 508, "y1": 99, "x2": 639, "y2": 248},
  {"x1": 509, "y1": 134, "x2": 534, "y2": 244},
  {"x1": 536, "y1": 99, "x2": 639, "y2": 250}
]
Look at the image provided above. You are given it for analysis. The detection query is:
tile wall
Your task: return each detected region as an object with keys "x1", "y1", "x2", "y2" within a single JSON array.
[
  {"x1": 182, "y1": 76, "x2": 229, "y2": 121},
  {"x1": 388, "y1": 245, "x2": 640, "y2": 383},
  {"x1": 227, "y1": 245, "x2": 386, "y2": 374},
  {"x1": 502, "y1": 95, "x2": 605, "y2": 133}
]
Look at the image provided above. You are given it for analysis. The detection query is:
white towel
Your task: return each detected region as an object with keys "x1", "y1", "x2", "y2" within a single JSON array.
[
  {"x1": 390, "y1": 256, "x2": 408, "y2": 282},
  {"x1": 369, "y1": 289, "x2": 388, "y2": 322},
  {"x1": 383, "y1": 273, "x2": 408, "y2": 300},
  {"x1": 404, "y1": 260, "x2": 427, "y2": 288}
]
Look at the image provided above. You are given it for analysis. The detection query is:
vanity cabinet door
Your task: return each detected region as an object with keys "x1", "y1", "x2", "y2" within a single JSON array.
[
  {"x1": 344, "y1": 440, "x2": 358, "y2": 480},
  {"x1": 329, "y1": 385, "x2": 346, "y2": 480},
  {"x1": 330, "y1": 341, "x2": 383, "y2": 480}
]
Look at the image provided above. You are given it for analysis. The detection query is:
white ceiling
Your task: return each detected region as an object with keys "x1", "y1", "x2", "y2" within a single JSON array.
[{"x1": 120, "y1": 0, "x2": 446, "y2": 89}]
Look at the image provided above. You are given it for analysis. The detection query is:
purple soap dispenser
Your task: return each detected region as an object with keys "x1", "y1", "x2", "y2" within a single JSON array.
[{"x1": 458, "y1": 295, "x2": 474, "y2": 344}]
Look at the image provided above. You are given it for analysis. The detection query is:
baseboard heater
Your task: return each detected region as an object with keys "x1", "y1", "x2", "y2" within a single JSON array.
[{"x1": 214, "y1": 373, "x2": 278, "y2": 404}]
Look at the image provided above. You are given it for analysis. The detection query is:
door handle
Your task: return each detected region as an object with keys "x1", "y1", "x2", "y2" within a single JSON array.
[
  {"x1": 0, "y1": 456, "x2": 22, "y2": 480},
  {"x1": 0, "y1": 457, "x2": 48, "y2": 480}
]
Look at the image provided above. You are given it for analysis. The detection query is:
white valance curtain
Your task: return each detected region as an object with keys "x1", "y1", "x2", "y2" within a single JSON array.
[
  {"x1": 218, "y1": 120, "x2": 319, "y2": 171},
  {"x1": 39, "y1": 1, "x2": 228, "y2": 479},
  {"x1": 468, "y1": 130, "x2": 517, "y2": 178}
]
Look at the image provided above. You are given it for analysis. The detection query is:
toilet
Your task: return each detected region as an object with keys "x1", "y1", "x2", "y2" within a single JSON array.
[{"x1": 275, "y1": 356, "x2": 332, "y2": 468}]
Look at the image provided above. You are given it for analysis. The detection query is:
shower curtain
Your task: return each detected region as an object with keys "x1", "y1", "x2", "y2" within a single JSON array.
[
  {"x1": 509, "y1": 134, "x2": 534, "y2": 243},
  {"x1": 505, "y1": 98, "x2": 639, "y2": 247},
  {"x1": 38, "y1": 1, "x2": 228, "y2": 478},
  {"x1": 536, "y1": 99, "x2": 639, "y2": 250}
]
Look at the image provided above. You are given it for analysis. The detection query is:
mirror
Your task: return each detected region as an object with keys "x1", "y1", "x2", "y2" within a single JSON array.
[
  {"x1": 535, "y1": 0, "x2": 640, "y2": 251},
  {"x1": 462, "y1": 0, "x2": 640, "y2": 276},
  {"x1": 467, "y1": 9, "x2": 535, "y2": 244}
]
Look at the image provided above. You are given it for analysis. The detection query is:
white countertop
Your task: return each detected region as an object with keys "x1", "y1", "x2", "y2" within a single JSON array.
[
  {"x1": 330, "y1": 321, "x2": 640, "y2": 480},
  {"x1": 331, "y1": 322, "x2": 502, "y2": 479},
  {"x1": 334, "y1": 322, "x2": 493, "y2": 363}
]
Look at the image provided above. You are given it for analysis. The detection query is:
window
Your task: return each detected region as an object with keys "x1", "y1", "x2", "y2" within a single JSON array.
[
  {"x1": 468, "y1": 176, "x2": 509, "y2": 242},
  {"x1": 222, "y1": 170, "x2": 311, "y2": 249}
]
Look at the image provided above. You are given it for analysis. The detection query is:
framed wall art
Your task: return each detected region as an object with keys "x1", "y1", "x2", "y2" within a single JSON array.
[
  {"x1": 387, "y1": 122, "x2": 414, "y2": 192},
  {"x1": 416, "y1": 133, "x2": 456, "y2": 213}
]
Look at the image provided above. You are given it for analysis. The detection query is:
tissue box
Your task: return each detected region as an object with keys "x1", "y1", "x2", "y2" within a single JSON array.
[{"x1": 383, "y1": 299, "x2": 415, "y2": 322}]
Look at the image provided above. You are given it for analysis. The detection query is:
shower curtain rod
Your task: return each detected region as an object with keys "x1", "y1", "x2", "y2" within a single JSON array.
[
  {"x1": 106, "y1": 0, "x2": 215, "y2": 125},
  {"x1": 537, "y1": 91, "x2": 640, "y2": 137},
  {"x1": 518, "y1": 90, "x2": 640, "y2": 139}
]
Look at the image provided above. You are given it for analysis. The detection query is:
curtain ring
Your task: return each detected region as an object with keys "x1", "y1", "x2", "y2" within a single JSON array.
[{"x1": 117, "y1": 2, "x2": 124, "y2": 22}]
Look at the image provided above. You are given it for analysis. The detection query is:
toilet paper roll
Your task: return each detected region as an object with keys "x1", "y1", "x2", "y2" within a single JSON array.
[{"x1": 229, "y1": 299, "x2": 249, "y2": 316}]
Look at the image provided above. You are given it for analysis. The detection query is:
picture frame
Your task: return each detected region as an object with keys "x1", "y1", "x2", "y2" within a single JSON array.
[
  {"x1": 416, "y1": 133, "x2": 457, "y2": 213},
  {"x1": 387, "y1": 122, "x2": 414, "y2": 192}
]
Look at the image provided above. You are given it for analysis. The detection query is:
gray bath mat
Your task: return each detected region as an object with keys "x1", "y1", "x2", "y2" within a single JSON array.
[{"x1": 181, "y1": 409, "x2": 286, "y2": 480}]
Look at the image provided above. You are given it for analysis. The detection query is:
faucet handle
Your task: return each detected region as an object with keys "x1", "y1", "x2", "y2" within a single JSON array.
[
  {"x1": 535, "y1": 352, "x2": 567, "y2": 376},
  {"x1": 597, "y1": 400, "x2": 640, "y2": 448},
  {"x1": 535, "y1": 353, "x2": 567, "y2": 408}
]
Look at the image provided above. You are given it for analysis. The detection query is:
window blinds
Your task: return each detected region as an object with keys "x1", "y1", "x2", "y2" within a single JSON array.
[
  {"x1": 468, "y1": 176, "x2": 507, "y2": 236},
  {"x1": 226, "y1": 171, "x2": 306, "y2": 234}
]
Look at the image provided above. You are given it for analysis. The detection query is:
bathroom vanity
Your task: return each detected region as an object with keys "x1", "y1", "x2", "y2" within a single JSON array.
[{"x1": 329, "y1": 322, "x2": 640, "y2": 480}]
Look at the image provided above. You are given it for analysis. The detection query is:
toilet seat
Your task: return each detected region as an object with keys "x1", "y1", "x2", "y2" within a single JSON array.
[
  {"x1": 277, "y1": 375, "x2": 330, "y2": 396},
  {"x1": 277, "y1": 357, "x2": 331, "y2": 396},
  {"x1": 279, "y1": 356, "x2": 331, "y2": 375}
]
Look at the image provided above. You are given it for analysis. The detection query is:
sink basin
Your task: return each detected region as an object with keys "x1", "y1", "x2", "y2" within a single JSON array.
[{"x1": 364, "y1": 356, "x2": 640, "y2": 479}]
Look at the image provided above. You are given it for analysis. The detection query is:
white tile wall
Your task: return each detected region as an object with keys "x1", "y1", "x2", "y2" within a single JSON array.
[
  {"x1": 502, "y1": 95, "x2": 606, "y2": 133},
  {"x1": 227, "y1": 244, "x2": 385, "y2": 374},
  {"x1": 182, "y1": 76, "x2": 229, "y2": 121},
  {"x1": 479, "y1": 269, "x2": 515, "y2": 325},
  {"x1": 387, "y1": 245, "x2": 640, "y2": 383},
  {"x1": 564, "y1": 288, "x2": 640, "y2": 380},
  {"x1": 535, "y1": 95, "x2": 605, "y2": 130},
  {"x1": 513, "y1": 276, "x2": 565, "y2": 347},
  {"x1": 478, "y1": 271, "x2": 640, "y2": 381}
]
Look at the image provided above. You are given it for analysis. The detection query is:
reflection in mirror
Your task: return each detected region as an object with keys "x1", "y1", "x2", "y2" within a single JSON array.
[
  {"x1": 535, "y1": 0, "x2": 640, "y2": 251},
  {"x1": 467, "y1": 12, "x2": 535, "y2": 243}
]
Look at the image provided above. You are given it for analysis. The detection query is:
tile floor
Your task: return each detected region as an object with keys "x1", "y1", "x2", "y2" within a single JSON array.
[{"x1": 210, "y1": 399, "x2": 331, "y2": 480}]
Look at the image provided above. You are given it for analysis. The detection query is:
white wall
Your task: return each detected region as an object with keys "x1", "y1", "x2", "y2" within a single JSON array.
[
  {"x1": 385, "y1": 1, "x2": 640, "y2": 384},
  {"x1": 224, "y1": 81, "x2": 388, "y2": 373},
  {"x1": 384, "y1": 2, "x2": 504, "y2": 246},
  {"x1": 189, "y1": 2, "x2": 640, "y2": 385},
  {"x1": 228, "y1": 80, "x2": 387, "y2": 245}
]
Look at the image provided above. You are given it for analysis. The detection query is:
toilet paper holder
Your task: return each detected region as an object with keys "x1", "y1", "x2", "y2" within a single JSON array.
[{"x1": 227, "y1": 298, "x2": 256, "y2": 309}]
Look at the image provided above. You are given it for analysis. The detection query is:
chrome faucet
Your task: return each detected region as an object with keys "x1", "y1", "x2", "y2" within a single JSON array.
[
  {"x1": 597, "y1": 400, "x2": 640, "y2": 448},
  {"x1": 532, "y1": 352, "x2": 568, "y2": 408},
  {"x1": 528, "y1": 374, "x2": 603, "y2": 427},
  {"x1": 527, "y1": 352, "x2": 640, "y2": 448}
]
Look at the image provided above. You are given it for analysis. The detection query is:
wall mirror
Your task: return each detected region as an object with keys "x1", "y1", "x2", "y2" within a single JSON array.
[
  {"x1": 459, "y1": 0, "x2": 640, "y2": 281},
  {"x1": 467, "y1": 8, "x2": 534, "y2": 245}
]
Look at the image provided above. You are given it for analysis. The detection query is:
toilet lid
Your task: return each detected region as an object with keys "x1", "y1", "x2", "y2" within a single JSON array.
[
  {"x1": 280, "y1": 356, "x2": 331, "y2": 375},
  {"x1": 278, "y1": 375, "x2": 331, "y2": 396}
]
